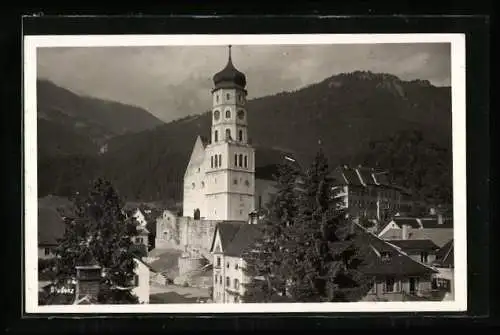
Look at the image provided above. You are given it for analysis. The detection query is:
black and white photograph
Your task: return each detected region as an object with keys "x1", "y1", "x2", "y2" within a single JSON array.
[{"x1": 23, "y1": 34, "x2": 467, "y2": 313}]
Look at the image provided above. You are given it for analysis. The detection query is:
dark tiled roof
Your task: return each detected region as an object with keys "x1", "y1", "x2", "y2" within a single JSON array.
[
  {"x1": 392, "y1": 218, "x2": 422, "y2": 229},
  {"x1": 390, "y1": 217, "x2": 453, "y2": 229},
  {"x1": 38, "y1": 207, "x2": 66, "y2": 246},
  {"x1": 388, "y1": 239, "x2": 440, "y2": 252},
  {"x1": 211, "y1": 221, "x2": 262, "y2": 257},
  {"x1": 434, "y1": 239, "x2": 454, "y2": 267},
  {"x1": 357, "y1": 168, "x2": 377, "y2": 186},
  {"x1": 225, "y1": 225, "x2": 263, "y2": 257},
  {"x1": 419, "y1": 218, "x2": 454, "y2": 229},
  {"x1": 341, "y1": 167, "x2": 364, "y2": 186},
  {"x1": 355, "y1": 224, "x2": 438, "y2": 277}
]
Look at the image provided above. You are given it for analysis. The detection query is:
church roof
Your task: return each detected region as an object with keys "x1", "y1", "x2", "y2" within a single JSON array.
[
  {"x1": 254, "y1": 146, "x2": 302, "y2": 181},
  {"x1": 212, "y1": 46, "x2": 247, "y2": 90}
]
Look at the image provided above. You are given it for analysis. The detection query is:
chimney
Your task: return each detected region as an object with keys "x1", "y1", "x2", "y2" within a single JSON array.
[
  {"x1": 401, "y1": 224, "x2": 410, "y2": 240},
  {"x1": 437, "y1": 213, "x2": 443, "y2": 225},
  {"x1": 75, "y1": 265, "x2": 102, "y2": 303}
]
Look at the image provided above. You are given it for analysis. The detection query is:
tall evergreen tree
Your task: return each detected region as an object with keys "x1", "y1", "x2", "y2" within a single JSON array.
[
  {"x1": 286, "y1": 149, "x2": 369, "y2": 302},
  {"x1": 51, "y1": 178, "x2": 140, "y2": 304},
  {"x1": 241, "y1": 161, "x2": 300, "y2": 303}
]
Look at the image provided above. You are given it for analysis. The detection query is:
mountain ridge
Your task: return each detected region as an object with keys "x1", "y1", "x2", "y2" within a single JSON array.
[
  {"x1": 37, "y1": 79, "x2": 165, "y2": 145},
  {"x1": 37, "y1": 70, "x2": 453, "y2": 206}
]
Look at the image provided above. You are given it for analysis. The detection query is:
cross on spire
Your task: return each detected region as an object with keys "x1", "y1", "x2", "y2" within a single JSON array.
[{"x1": 228, "y1": 45, "x2": 232, "y2": 61}]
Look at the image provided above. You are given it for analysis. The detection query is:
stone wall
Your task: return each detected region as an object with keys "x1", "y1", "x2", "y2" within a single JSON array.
[{"x1": 155, "y1": 210, "x2": 218, "y2": 261}]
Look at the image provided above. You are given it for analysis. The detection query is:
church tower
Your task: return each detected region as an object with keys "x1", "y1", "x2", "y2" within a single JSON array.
[{"x1": 204, "y1": 46, "x2": 256, "y2": 221}]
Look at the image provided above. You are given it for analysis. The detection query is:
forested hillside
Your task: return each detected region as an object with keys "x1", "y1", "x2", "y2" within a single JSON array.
[{"x1": 38, "y1": 71, "x2": 452, "y2": 206}]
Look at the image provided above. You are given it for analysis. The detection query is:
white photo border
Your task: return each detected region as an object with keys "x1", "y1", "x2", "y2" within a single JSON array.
[{"x1": 23, "y1": 33, "x2": 467, "y2": 314}]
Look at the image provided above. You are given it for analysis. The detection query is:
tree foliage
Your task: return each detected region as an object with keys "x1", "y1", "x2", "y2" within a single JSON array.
[
  {"x1": 243, "y1": 150, "x2": 370, "y2": 303},
  {"x1": 50, "y1": 178, "x2": 140, "y2": 304},
  {"x1": 241, "y1": 161, "x2": 300, "y2": 303}
]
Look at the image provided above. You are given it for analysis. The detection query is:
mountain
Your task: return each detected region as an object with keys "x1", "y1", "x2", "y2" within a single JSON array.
[
  {"x1": 38, "y1": 71, "x2": 452, "y2": 205},
  {"x1": 37, "y1": 79, "x2": 164, "y2": 145}
]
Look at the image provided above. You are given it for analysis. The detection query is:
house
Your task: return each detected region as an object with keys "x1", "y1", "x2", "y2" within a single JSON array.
[
  {"x1": 384, "y1": 239, "x2": 440, "y2": 266},
  {"x1": 378, "y1": 215, "x2": 453, "y2": 248},
  {"x1": 132, "y1": 258, "x2": 152, "y2": 304},
  {"x1": 355, "y1": 225, "x2": 439, "y2": 301},
  {"x1": 209, "y1": 219, "x2": 438, "y2": 303},
  {"x1": 431, "y1": 239, "x2": 454, "y2": 301},
  {"x1": 209, "y1": 221, "x2": 262, "y2": 303},
  {"x1": 329, "y1": 165, "x2": 413, "y2": 221},
  {"x1": 38, "y1": 206, "x2": 66, "y2": 259}
]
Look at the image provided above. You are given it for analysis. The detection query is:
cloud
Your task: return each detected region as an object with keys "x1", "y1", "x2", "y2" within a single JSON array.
[{"x1": 37, "y1": 43, "x2": 451, "y2": 123}]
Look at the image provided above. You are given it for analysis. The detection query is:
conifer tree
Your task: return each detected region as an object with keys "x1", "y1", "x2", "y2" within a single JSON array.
[
  {"x1": 51, "y1": 178, "x2": 140, "y2": 304},
  {"x1": 286, "y1": 149, "x2": 370, "y2": 302},
  {"x1": 241, "y1": 161, "x2": 300, "y2": 303}
]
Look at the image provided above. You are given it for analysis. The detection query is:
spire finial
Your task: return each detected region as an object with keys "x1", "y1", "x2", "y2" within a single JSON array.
[{"x1": 228, "y1": 45, "x2": 232, "y2": 61}]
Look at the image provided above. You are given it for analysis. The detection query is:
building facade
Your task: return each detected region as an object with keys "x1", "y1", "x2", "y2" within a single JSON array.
[
  {"x1": 183, "y1": 46, "x2": 256, "y2": 222},
  {"x1": 330, "y1": 165, "x2": 413, "y2": 221}
]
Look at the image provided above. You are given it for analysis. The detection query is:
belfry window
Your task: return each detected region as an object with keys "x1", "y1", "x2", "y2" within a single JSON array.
[
  {"x1": 226, "y1": 93, "x2": 230, "y2": 100},
  {"x1": 225, "y1": 129, "x2": 231, "y2": 140},
  {"x1": 225, "y1": 110, "x2": 231, "y2": 119},
  {"x1": 211, "y1": 156, "x2": 214, "y2": 168},
  {"x1": 214, "y1": 130, "x2": 218, "y2": 142},
  {"x1": 238, "y1": 130, "x2": 243, "y2": 142},
  {"x1": 234, "y1": 154, "x2": 238, "y2": 167},
  {"x1": 216, "y1": 94, "x2": 219, "y2": 103},
  {"x1": 219, "y1": 154, "x2": 222, "y2": 167},
  {"x1": 214, "y1": 155, "x2": 218, "y2": 167},
  {"x1": 244, "y1": 155, "x2": 248, "y2": 168},
  {"x1": 238, "y1": 154, "x2": 243, "y2": 167}
]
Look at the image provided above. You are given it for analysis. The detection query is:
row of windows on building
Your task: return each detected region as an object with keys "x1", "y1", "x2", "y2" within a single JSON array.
[
  {"x1": 369, "y1": 277, "x2": 421, "y2": 294},
  {"x1": 213, "y1": 109, "x2": 245, "y2": 121},
  {"x1": 213, "y1": 129, "x2": 245, "y2": 143},
  {"x1": 348, "y1": 198, "x2": 401, "y2": 210},
  {"x1": 210, "y1": 153, "x2": 249, "y2": 169},
  {"x1": 349, "y1": 188, "x2": 400, "y2": 199},
  {"x1": 211, "y1": 154, "x2": 223, "y2": 168},
  {"x1": 215, "y1": 92, "x2": 245, "y2": 104},
  {"x1": 214, "y1": 275, "x2": 241, "y2": 291}
]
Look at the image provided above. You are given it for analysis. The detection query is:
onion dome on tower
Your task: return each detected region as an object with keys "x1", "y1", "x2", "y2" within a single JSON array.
[{"x1": 212, "y1": 45, "x2": 247, "y2": 90}]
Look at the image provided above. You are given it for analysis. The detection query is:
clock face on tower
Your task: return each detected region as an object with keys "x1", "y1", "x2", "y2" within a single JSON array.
[
  {"x1": 237, "y1": 110, "x2": 245, "y2": 120},
  {"x1": 214, "y1": 110, "x2": 220, "y2": 121}
]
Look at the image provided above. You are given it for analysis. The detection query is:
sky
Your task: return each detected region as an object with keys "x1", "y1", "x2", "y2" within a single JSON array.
[{"x1": 37, "y1": 43, "x2": 451, "y2": 123}]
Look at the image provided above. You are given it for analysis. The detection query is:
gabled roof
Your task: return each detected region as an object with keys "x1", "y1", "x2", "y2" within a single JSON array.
[
  {"x1": 387, "y1": 239, "x2": 440, "y2": 252},
  {"x1": 433, "y1": 239, "x2": 454, "y2": 267},
  {"x1": 354, "y1": 223, "x2": 438, "y2": 277},
  {"x1": 38, "y1": 206, "x2": 66, "y2": 246},
  {"x1": 389, "y1": 217, "x2": 454, "y2": 229},
  {"x1": 210, "y1": 221, "x2": 261, "y2": 257}
]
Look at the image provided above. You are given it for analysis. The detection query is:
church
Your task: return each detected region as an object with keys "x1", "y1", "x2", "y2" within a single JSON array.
[
  {"x1": 153, "y1": 46, "x2": 298, "y2": 262},
  {"x1": 183, "y1": 45, "x2": 258, "y2": 222}
]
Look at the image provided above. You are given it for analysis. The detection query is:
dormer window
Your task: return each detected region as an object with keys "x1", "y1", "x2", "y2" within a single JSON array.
[{"x1": 381, "y1": 251, "x2": 391, "y2": 262}]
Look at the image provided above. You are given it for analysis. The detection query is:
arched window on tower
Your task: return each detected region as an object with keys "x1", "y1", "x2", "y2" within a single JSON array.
[
  {"x1": 219, "y1": 154, "x2": 222, "y2": 167},
  {"x1": 214, "y1": 130, "x2": 218, "y2": 142},
  {"x1": 238, "y1": 154, "x2": 243, "y2": 167},
  {"x1": 238, "y1": 130, "x2": 243, "y2": 142},
  {"x1": 214, "y1": 155, "x2": 218, "y2": 167},
  {"x1": 234, "y1": 154, "x2": 238, "y2": 167},
  {"x1": 211, "y1": 156, "x2": 214, "y2": 168},
  {"x1": 244, "y1": 155, "x2": 248, "y2": 168},
  {"x1": 225, "y1": 110, "x2": 231, "y2": 119},
  {"x1": 225, "y1": 129, "x2": 231, "y2": 140},
  {"x1": 216, "y1": 94, "x2": 219, "y2": 103}
]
